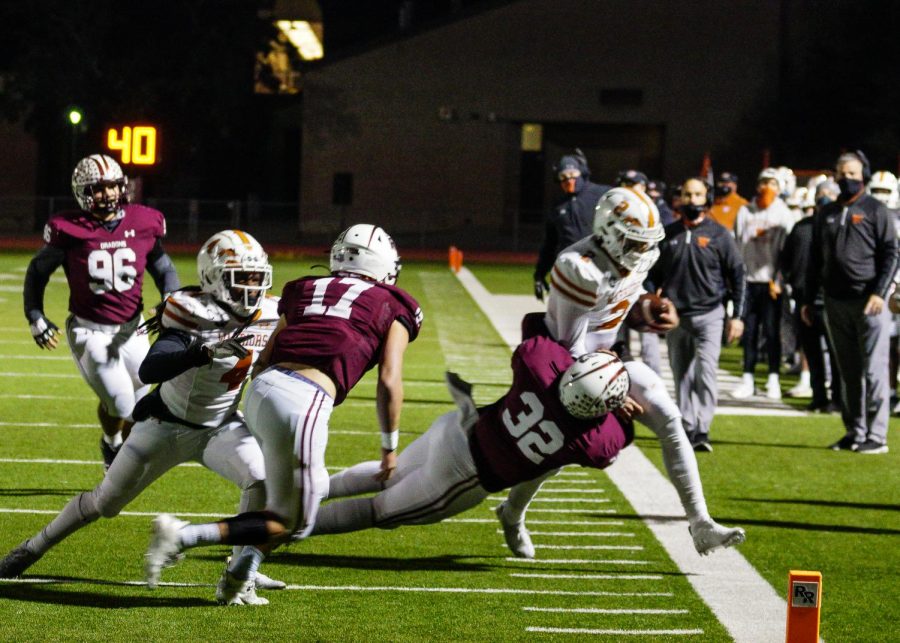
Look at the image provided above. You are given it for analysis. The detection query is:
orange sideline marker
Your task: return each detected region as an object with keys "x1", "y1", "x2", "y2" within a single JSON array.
[{"x1": 786, "y1": 570, "x2": 822, "y2": 643}]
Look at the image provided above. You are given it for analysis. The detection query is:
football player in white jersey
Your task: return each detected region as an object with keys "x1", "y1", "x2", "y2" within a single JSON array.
[
  {"x1": 497, "y1": 187, "x2": 746, "y2": 559},
  {"x1": 0, "y1": 230, "x2": 283, "y2": 605}
]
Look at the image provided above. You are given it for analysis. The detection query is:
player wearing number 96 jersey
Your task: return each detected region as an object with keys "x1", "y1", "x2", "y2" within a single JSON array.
[
  {"x1": 304, "y1": 336, "x2": 631, "y2": 538},
  {"x1": 22, "y1": 154, "x2": 180, "y2": 471},
  {"x1": 144, "y1": 224, "x2": 422, "y2": 598}
]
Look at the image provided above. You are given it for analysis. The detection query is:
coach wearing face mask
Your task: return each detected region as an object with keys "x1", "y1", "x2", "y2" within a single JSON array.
[
  {"x1": 732, "y1": 168, "x2": 796, "y2": 400},
  {"x1": 650, "y1": 178, "x2": 746, "y2": 452},
  {"x1": 533, "y1": 150, "x2": 610, "y2": 300},
  {"x1": 803, "y1": 151, "x2": 898, "y2": 454}
]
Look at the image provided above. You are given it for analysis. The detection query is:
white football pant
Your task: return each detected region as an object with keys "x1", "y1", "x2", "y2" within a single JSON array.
[{"x1": 65, "y1": 315, "x2": 151, "y2": 420}]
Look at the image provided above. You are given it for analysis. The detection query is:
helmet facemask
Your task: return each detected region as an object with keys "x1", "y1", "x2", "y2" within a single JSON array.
[
  {"x1": 198, "y1": 230, "x2": 273, "y2": 319},
  {"x1": 71, "y1": 155, "x2": 129, "y2": 218}
]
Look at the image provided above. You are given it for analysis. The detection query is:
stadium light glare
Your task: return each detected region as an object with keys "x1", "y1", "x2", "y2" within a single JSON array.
[{"x1": 276, "y1": 20, "x2": 323, "y2": 60}]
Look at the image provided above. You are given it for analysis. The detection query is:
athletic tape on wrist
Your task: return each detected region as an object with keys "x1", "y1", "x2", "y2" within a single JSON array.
[{"x1": 381, "y1": 430, "x2": 399, "y2": 451}]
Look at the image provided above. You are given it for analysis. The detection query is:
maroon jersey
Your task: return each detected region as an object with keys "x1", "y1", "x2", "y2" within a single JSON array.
[
  {"x1": 271, "y1": 275, "x2": 422, "y2": 404},
  {"x1": 470, "y1": 336, "x2": 632, "y2": 492},
  {"x1": 44, "y1": 205, "x2": 166, "y2": 324}
]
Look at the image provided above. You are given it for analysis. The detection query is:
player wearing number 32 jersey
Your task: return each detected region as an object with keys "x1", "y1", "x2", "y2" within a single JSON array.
[
  {"x1": 23, "y1": 154, "x2": 180, "y2": 470},
  {"x1": 145, "y1": 224, "x2": 422, "y2": 598},
  {"x1": 307, "y1": 336, "x2": 633, "y2": 538}
]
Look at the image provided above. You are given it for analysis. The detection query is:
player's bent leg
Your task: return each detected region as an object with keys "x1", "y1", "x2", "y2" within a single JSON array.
[
  {"x1": 327, "y1": 461, "x2": 382, "y2": 498},
  {"x1": 497, "y1": 468, "x2": 560, "y2": 559}
]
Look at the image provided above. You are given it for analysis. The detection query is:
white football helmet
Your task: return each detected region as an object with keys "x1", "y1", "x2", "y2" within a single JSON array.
[
  {"x1": 330, "y1": 224, "x2": 401, "y2": 284},
  {"x1": 559, "y1": 351, "x2": 631, "y2": 420},
  {"x1": 197, "y1": 230, "x2": 273, "y2": 318},
  {"x1": 868, "y1": 170, "x2": 899, "y2": 207},
  {"x1": 593, "y1": 187, "x2": 663, "y2": 273},
  {"x1": 71, "y1": 154, "x2": 128, "y2": 214},
  {"x1": 776, "y1": 166, "x2": 796, "y2": 198}
]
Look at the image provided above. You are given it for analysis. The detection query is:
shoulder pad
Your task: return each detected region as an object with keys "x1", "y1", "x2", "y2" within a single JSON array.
[
  {"x1": 550, "y1": 252, "x2": 602, "y2": 307},
  {"x1": 161, "y1": 288, "x2": 231, "y2": 333}
]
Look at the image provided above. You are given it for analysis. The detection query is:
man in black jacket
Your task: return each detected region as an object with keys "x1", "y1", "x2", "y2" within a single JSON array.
[
  {"x1": 651, "y1": 178, "x2": 746, "y2": 452},
  {"x1": 803, "y1": 151, "x2": 898, "y2": 454},
  {"x1": 533, "y1": 150, "x2": 610, "y2": 300}
]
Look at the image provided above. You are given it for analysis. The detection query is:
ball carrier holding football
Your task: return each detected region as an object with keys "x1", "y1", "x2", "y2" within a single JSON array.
[{"x1": 498, "y1": 187, "x2": 745, "y2": 558}]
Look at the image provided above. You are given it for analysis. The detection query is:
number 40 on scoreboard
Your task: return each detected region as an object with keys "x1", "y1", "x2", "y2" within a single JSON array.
[{"x1": 106, "y1": 125, "x2": 158, "y2": 165}]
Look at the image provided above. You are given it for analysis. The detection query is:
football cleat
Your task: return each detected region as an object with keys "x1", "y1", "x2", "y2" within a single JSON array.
[
  {"x1": 145, "y1": 513, "x2": 187, "y2": 588},
  {"x1": 0, "y1": 542, "x2": 41, "y2": 578},
  {"x1": 225, "y1": 556, "x2": 286, "y2": 590},
  {"x1": 216, "y1": 567, "x2": 269, "y2": 606},
  {"x1": 495, "y1": 502, "x2": 535, "y2": 559},
  {"x1": 689, "y1": 520, "x2": 746, "y2": 556}
]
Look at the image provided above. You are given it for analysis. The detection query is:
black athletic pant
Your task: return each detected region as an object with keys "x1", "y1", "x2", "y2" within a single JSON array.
[{"x1": 742, "y1": 282, "x2": 781, "y2": 374}]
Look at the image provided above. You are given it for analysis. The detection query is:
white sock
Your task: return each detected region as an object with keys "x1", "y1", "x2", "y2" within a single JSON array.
[
  {"x1": 227, "y1": 546, "x2": 264, "y2": 581},
  {"x1": 767, "y1": 373, "x2": 780, "y2": 386},
  {"x1": 741, "y1": 373, "x2": 754, "y2": 386},
  {"x1": 179, "y1": 522, "x2": 221, "y2": 549},
  {"x1": 103, "y1": 432, "x2": 123, "y2": 448},
  {"x1": 798, "y1": 370, "x2": 810, "y2": 387}
]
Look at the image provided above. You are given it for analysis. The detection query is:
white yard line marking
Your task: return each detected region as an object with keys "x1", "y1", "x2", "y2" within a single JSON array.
[
  {"x1": 534, "y1": 488, "x2": 605, "y2": 493},
  {"x1": 282, "y1": 585, "x2": 672, "y2": 597},
  {"x1": 0, "y1": 508, "x2": 228, "y2": 518},
  {"x1": 555, "y1": 471, "x2": 589, "y2": 477},
  {"x1": 0, "y1": 395, "x2": 84, "y2": 400},
  {"x1": 448, "y1": 518, "x2": 620, "y2": 526},
  {"x1": 507, "y1": 558, "x2": 651, "y2": 565},
  {"x1": 511, "y1": 572, "x2": 662, "y2": 580},
  {"x1": 500, "y1": 528, "x2": 627, "y2": 535},
  {"x1": 527, "y1": 627, "x2": 703, "y2": 636},
  {"x1": 0, "y1": 372, "x2": 78, "y2": 378},
  {"x1": 530, "y1": 545, "x2": 642, "y2": 551},
  {"x1": 487, "y1": 496, "x2": 610, "y2": 504},
  {"x1": 0, "y1": 422, "x2": 96, "y2": 429},
  {"x1": 522, "y1": 508, "x2": 616, "y2": 514},
  {"x1": 542, "y1": 479, "x2": 600, "y2": 485},
  {"x1": 524, "y1": 607, "x2": 689, "y2": 615},
  {"x1": 0, "y1": 578, "x2": 212, "y2": 587},
  {"x1": 0, "y1": 355, "x2": 72, "y2": 361},
  {"x1": 456, "y1": 267, "x2": 787, "y2": 643}
]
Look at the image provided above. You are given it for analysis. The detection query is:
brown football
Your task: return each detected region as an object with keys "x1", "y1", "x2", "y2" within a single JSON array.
[{"x1": 625, "y1": 293, "x2": 669, "y2": 330}]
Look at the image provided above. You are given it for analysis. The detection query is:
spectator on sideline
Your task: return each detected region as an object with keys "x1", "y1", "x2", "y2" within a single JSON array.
[
  {"x1": 732, "y1": 168, "x2": 795, "y2": 400},
  {"x1": 709, "y1": 171, "x2": 748, "y2": 231},
  {"x1": 651, "y1": 178, "x2": 746, "y2": 452},
  {"x1": 803, "y1": 151, "x2": 898, "y2": 454},
  {"x1": 648, "y1": 179, "x2": 675, "y2": 226},
  {"x1": 533, "y1": 150, "x2": 610, "y2": 301},
  {"x1": 780, "y1": 181, "x2": 841, "y2": 411}
]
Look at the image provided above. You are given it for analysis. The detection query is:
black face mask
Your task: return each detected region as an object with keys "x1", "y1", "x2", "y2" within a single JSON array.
[
  {"x1": 837, "y1": 177, "x2": 865, "y2": 201},
  {"x1": 680, "y1": 203, "x2": 706, "y2": 221},
  {"x1": 714, "y1": 185, "x2": 733, "y2": 198},
  {"x1": 816, "y1": 196, "x2": 834, "y2": 208}
]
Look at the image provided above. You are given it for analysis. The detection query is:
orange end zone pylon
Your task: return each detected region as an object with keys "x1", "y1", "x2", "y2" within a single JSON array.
[
  {"x1": 448, "y1": 246, "x2": 463, "y2": 273},
  {"x1": 786, "y1": 570, "x2": 822, "y2": 643}
]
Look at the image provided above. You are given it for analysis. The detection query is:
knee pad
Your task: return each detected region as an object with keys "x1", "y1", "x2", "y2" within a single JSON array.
[{"x1": 223, "y1": 510, "x2": 285, "y2": 545}]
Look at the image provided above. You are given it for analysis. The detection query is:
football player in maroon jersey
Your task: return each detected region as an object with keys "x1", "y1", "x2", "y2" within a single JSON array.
[
  {"x1": 23, "y1": 154, "x2": 180, "y2": 470},
  {"x1": 145, "y1": 224, "x2": 423, "y2": 600},
  {"x1": 308, "y1": 339, "x2": 635, "y2": 537}
]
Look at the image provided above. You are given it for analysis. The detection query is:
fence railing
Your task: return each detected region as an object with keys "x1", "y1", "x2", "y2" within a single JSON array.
[{"x1": 0, "y1": 196, "x2": 545, "y2": 252}]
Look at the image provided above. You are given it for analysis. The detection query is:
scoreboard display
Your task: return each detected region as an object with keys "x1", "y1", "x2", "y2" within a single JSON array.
[{"x1": 106, "y1": 125, "x2": 158, "y2": 165}]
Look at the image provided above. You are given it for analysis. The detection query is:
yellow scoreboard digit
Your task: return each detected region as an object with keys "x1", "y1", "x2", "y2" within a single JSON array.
[{"x1": 106, "y1": 125, "x2": 158, "y2": 165}]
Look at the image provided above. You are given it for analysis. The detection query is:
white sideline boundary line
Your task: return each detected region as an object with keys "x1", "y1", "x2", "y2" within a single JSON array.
[
  {"x1": 524, "y1": 607, "x2": 689, "y2": 615},
  {"x1": 506, "y1": 558, "x2": 651, "y2": 565},
  {"x1": 527, "y1": 627, "x2": 704, "y2": 636},
  {"x1": 511, "y1": 572, "x2": 662, "y2": 580},
  {"x1": 454, "y1": 267, "x2": 787, "y2": 643},
  {"x1": 487, "y1": 496, "x2": 610, "y2": 504}
]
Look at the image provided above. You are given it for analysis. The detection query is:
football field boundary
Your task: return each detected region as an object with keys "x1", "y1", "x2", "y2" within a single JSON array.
[{"x1": 454, "y1": 266, "x2": 788, "y2": 643}]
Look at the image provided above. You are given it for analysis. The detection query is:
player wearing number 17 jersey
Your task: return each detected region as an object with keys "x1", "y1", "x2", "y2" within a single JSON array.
[
  {"x1": 22, "y1": 154, "x2": 180, "y2": 469},
  {"x1": 145, "y1": 224, "x2": 422, "y2": 598}
]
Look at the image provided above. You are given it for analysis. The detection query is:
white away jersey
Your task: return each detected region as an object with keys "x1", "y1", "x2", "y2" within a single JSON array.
[
  {"x1": 158, "y1": 288, "x2": 280, "y2": 427},
  {"x1": 545, "y1": 236, "x2": 650, "y2": 355}
]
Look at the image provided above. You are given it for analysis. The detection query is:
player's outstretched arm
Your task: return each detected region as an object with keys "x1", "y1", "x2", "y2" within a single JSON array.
[
  {"x1": 375, "y1": 321, "x2": 410, "y2": 482},
  {"x1": 146, "y1": 240, "x2": 181, "y2": 297}
]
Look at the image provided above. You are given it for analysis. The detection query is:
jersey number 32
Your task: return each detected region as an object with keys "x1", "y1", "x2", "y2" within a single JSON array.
[{"x1": 502, "y1": 391, "x2": 565, "y2": 465}]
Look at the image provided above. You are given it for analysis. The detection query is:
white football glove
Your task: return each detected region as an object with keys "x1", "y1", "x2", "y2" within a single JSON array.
[
  {"x1": 30, "y1": 315, "x2": 59, "y2": 349},
  {"x1": 202, "y1": 335, "x2": 252, "y2": 360}
]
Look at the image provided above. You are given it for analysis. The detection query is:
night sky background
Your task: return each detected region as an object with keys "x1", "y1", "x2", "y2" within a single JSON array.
[{"x1": 1, "y1": 0, "x2": 899, "y2": 199}]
